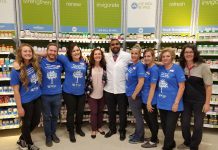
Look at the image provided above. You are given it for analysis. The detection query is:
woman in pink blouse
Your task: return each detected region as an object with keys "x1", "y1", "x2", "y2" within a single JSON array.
[{"x1": 86, "y1": 48, "x2": 107, "y2": 139}]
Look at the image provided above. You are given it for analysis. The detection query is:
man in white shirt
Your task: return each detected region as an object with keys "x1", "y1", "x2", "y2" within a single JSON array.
[{"x1": 104, "y1": 39, "x2": 131, "y2": 141}]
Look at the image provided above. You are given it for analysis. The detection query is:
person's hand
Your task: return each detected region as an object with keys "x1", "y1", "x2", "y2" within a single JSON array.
[
  {"x1": 147, "y1": 102, "x2": 153, "y2": 112},
  {"x1": 202, "y1": 103, "x2": 210, "y2": 113},
  {"x1": 17, "y1": 106, "x2": 25, "y2": 117},
  {"x1": 82, "y1": 55, "x2": 89, "y2": 63},
  {"x1": 172, "y1": 103, "x2": 178, "y2": 112},
  {"x1": 131, "y1": 93, "x2": 137, "y2": 100},
  {"x1": 13, "y1": 61, "x2": 20, "y2": 70}
]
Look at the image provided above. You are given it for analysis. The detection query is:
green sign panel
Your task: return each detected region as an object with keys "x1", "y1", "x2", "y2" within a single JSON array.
[
  {"x1": 59, "y1": 0, "x2": 88, "y2": 33},
  {"x1": 94, "y1": 0, "x2": 122, "y2": 33},
  {"x1": 162, "y1": 0, "x2": 192, "y2": 33},
  {"x1": 21, "y1": 0, "x2": 53, "y2": 31},
  {"x1": 198, "y1": 0, "x2": 218, "y2": 32}
]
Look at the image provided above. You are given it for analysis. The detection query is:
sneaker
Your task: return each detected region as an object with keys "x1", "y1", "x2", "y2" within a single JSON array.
[
  {"x1": 129, "y1": 133, "x2": 135, "y2": 139},
  {"x1": 45, "y1": 137, "x2": 53, "y2": 147},
  {"x1": 144, "y1": 137, "x2": 159, "y2": 144},
  {"x1": 177, "y1": 143, "x2": 189, "y2": 149},
  {"x1": 141, "y1": 141, "x2": 157, "y2": 148},
  {"x1": 17, "y1": 139, "x2": 28, "y2": 150},
  {"x1": 52, "y1": 134, "x2": 60, "y2": 143},
  {"x1": 129, "y1": 138, "x2": 144, "y2": 144},
  {"x1": 28, "y1": 144, "x2": 40, "y2": 150}
]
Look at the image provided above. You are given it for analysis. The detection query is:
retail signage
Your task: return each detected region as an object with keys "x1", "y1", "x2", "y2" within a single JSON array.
[
  {"x1": 94, "y1": 0, "x2": 122, "y2": 34},
  {"x1": 127, "y1": 0, "x2": 157, "y2": 34},
  {"x1": 21, "y1": 0, "x2": 53, "y2": 32},
  {"x1": 162, "y1": 0, "x2": 192, "y2": 33},
  {"x1": 0, "y1": 0, "x2": 15, "y2": 30},
  {"x1": 198, "y1": 0, "x2": 218, "y2": 32},
  {"x1": 59, "y1": 0, "x2": 88, "y2": 33}
]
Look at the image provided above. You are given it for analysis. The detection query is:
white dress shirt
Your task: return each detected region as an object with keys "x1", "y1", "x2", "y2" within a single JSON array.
[{"x1": 104, "y1": 50, "x2": 131, "y2": 94}]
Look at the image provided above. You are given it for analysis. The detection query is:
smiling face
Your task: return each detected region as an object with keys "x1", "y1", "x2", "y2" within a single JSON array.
[
  {"x1": 71, "y1": 46, "x2": 81, "y2": 61},
  {"x1": 131, "y1": 48, "x2": 141, "y2": 63},
  {"x1": 143, "y1": 51, "x2": 154, "y2": 65},
  {"x1": 161, "y1": 51, "x2": 173, "y2": 66},
  {"x1": 93, "y1": 49, "x2": 102, "y2": 63},
  {"x1": 110, "y1": 40, "x2": 121, "y2": 54},
  {"x1": 47, "y1": 45, "x2": 58, "y2": 61},
  {"x1": 21, "y1": 46, "x2": 33, "y2": 62},
  {"x1": 184, "y1": 47, "x2": 194, "y2": 62}
]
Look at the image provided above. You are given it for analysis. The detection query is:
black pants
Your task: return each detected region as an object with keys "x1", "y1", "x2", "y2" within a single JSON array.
[
  {"x1": 142, "y1": 104, "x2": 159, "y2": 143},
  {"x1": 20, "y1": 97, "x2": 41, "y2": 145},
  {"x1": 181, "y1": 102, "x2": 205, "y2": 150},
  {"x1": 104, "y1": 91, "x2": 128, "y2": 133},
  {"x1": 63, "y1": 92, "x2": 86, "y2": 133},
  {"x1": 159, "y1": 109, "x2": 180, "y2": 150}
]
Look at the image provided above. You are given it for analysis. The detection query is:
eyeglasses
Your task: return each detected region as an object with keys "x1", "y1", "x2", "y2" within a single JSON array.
[{"x1": 111, "y1": 43, "x2": 120, "y2": 46}]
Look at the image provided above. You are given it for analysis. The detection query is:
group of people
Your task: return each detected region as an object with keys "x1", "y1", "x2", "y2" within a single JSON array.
[{"x1": 10, "y1": 39, "x2": 212, "y2": 150}]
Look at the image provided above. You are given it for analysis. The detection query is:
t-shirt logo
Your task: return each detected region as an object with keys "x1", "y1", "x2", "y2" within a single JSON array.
[
  {"x1": 30, "y1": 74, "x2": 38, "y2": 84},
  {"x1": 159, "y1": 79, "x2": 168, "y2": 93},
  {"x1": 47, "y1": 71, "x2": 57, "y2": 84},
  {"x1": 73, "y1": 70, "x2": 83, "y2": 83}
]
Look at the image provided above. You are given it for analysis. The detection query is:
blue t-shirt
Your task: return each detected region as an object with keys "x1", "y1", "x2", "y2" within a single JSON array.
[
  {"x1": 40, "y1": 57, "x2": 63, "y2": 95},
  {"x1": 125, "y1": 61, "x2": 145, "y2": 97},
  {"x1": 57, "y1": 55, "x2": 87, "y2": 95},
  {"x1": 157, "y1": 64, "x2": 185, "y2": 111},
  {"x1": 10, "y1": 65, "x2": 41, "y2": 104},
  {"x1": 141, "y1": 64, "x2": 159, "y2": 105}
]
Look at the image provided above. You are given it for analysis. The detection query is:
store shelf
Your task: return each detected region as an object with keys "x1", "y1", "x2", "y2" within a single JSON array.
[
  {"x1": 210, "y1": 101, "x2": 218, "y2": 105},
  {"x1": 126, "y1": 39, "x2": 158, "y2": 43},
  {"x1": 0, "y1": 77, "x2": 10, "y2": 81},
  {"x1": 0, "y1": 37, "x2": 14, "y2": 40},
  {"x1": 200, "y1": 54, "x2": 218, "y2": 56},
  {"x1": 206, "y1": 111, "x2": 218, "y2": 115},
  {"x1": 20, "y1": 37, "x2": 56, "y2": 41},
  {"x1": 203, "y1": 124, "x2": 218, "y2": 128},
  {"x1": 0, "y1": 124, "x2": 20, "y2": 130},
  {"x1": 0, "y1": 52, "x2": 10, "y2": 55},
  {"x1": 58, "y1": 38, "x2": 91, "y2": 43},
  {"x1": 197, "y1": 39, "x2": 218, "y2": 42},
  {"x1": 0, "y1": 92, "x2": 14, "y2": 95},
  {"x1": 0, "y1": 103, "x2": 16, "y2": 107},
  {"x1": 0, "y1": 114, "x2": 18, "y2": 119},
  {"x1": 161, "y1": 39, "x2": 195, "y2": 43}
]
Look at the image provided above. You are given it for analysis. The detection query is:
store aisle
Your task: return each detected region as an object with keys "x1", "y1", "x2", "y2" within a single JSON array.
[{"x1": 0, "y1": 124, "x2": 217, "y2": 150}]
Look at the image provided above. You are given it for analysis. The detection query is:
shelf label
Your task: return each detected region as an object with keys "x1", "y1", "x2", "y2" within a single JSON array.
[
  {"x1": 0, "y1": 0, "x2": 16, "y2": 30},
  {"x1": 21, "y1": 0, "x2": 53, "y2": 32},
  {"x1": 198, "y1": 0, "x2": 218, "y2": 32},
  {"x1": 127, "y1": 0, "x2": 157, "y2": 34},
  {"x1": 162, "y1": 0, "x2": 193, "y2": 33},
  {"x1": 59, "y1": 0, "x2": 88, "y2": 33},
  {"x1": 94, "y1": 0, "x2": 122, "y2": 34}
]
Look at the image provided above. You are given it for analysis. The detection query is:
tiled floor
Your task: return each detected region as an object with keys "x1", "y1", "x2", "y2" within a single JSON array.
[{"x1": 0, "y1": 124, "x2": 218, "y2": 150}]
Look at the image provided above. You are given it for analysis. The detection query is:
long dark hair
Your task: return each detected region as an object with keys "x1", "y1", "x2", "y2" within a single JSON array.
[
  {"x1": 179, "y1": 44, "x2": 204, "y2": 69},
  {"x1": 89, "y1": 48, "x2": 106, "y2": 70},
  {"x1": 66, "y1": 42, "x2": 82, "y2": 61}
]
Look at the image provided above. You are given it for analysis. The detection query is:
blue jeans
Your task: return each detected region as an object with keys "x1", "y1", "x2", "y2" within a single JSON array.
[
  {"x1": 41, "y1": 94, "x2": 62, "y2": 138},
  {"x1": 128, "y1": 96, "x2": 144, "y2": 140}
]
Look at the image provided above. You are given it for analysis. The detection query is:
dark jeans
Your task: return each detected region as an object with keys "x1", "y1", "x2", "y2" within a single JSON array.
[
  {"x1": 20, "y1": 97, "x2": 41, "y2": 145},
  {"x1": 104, "y1": 91, "x2": 128, "y2": 133},
  {"x1": 142, "y1": 103, "x2": 159, "y2": 142},
  {"x1": 181, "y1": 102, "x2": 205, "y2": 150},
  {"x1": 128, "y1": 96, "x2": 144, "y2": 139},
  {"x1": 63, "y1": 92, "x2": 86, "y2": 133},
  {"x1": 88, "y1": 97, "x2": 105, "y2": 131},
  {"x1": 159, "y1": 109, "x2": 180, "y2": 150},
  {"x1": 41, "y1": 94, "x2": 61, "y2": 138}
]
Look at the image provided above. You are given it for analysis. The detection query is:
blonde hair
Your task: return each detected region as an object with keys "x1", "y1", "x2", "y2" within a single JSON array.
[
  {"x1": 159, "y1": 48, "x2": 176, "y2": 62},
  {"x1": 16, "y1": 43, "x2": 42, "y2": 89}
]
